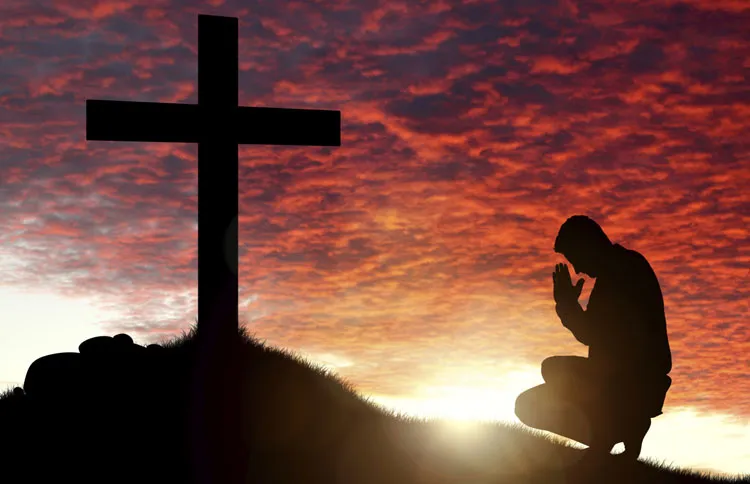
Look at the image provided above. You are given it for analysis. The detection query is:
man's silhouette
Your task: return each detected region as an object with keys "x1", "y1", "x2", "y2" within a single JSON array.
[{"x1": 515, "y1": 215, "x2": 672, "y2": 461}]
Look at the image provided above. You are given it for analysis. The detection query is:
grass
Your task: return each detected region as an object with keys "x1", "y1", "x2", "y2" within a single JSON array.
[{"x1": 1, "y1": 320, "x2": 748, "y2": 484}]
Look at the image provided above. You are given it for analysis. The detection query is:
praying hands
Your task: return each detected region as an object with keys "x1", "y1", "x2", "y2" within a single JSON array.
[{"x1": 552, "y1": 263, "x2": 584, "y2": 307}]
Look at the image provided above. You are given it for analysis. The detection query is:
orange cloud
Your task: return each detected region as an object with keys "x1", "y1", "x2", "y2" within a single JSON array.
[{"x1": 1, "y1": 0, "x2": 749, "y2": 437}]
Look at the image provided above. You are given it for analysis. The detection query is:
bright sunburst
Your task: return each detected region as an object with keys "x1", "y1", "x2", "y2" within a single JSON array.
[{"x1": 369, "y1": 367, "x2": 544, "y2": 425}]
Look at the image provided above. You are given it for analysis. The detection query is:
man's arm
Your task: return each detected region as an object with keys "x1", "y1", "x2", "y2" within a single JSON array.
[{"x1": 556, "y1": 298, "x2": 594, "y2": 346}]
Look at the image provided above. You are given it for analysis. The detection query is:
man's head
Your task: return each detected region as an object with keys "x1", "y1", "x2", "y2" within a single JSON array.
[{"x1": 554, "y1": 215, "x2": 614, "y2": 277}]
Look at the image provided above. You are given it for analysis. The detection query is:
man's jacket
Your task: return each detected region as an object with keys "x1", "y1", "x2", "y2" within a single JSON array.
[{"x1": 555, "y1": 243, "x2": 672, "y2": 415}]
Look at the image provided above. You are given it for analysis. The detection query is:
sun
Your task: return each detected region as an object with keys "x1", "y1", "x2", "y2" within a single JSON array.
[{"x1": 368, "y1": 367, "x2": 545, "y2": 426}]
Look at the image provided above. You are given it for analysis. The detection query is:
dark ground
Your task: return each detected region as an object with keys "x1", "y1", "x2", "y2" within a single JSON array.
[{"x1": 0, "y1": 323, "x2": 746, "y2": 484}]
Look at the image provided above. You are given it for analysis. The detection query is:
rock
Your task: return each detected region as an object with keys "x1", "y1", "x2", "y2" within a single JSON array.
[
  {"x1": 113, "y1": 333, "x2": 134, "y2": 346},
  {"x1": 25, "y1": 334, "x2": 153, "y2": 411},
  {"x1": 0, "y1": 387, "x2": 26, "y2": 417},
  {"x1": 13, "y1": 333, "x2": 194, "y2": 484},
  {"x1": 80, "y1": 334, "x2": 147, "y2": 363},
  {"x1": 23, "y1": 352, "x2": 87, "y2": 404},
  {"x1": 78, "y1": 335, "x2": 115, "y2": 355}
]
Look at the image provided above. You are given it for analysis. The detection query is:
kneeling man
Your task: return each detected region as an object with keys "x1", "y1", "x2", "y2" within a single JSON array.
[{"x1": 515, "y1": 215, "x2": 672, "y2": 460}]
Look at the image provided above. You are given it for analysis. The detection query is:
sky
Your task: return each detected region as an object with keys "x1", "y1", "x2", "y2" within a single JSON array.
[{"x1": 1, "y1": 0, "x2": 749, "y2": 477}]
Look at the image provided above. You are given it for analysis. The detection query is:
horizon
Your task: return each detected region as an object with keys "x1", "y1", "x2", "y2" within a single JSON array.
[
  {"x1": 1, "y1": 298, "x2": 747, "y2": 478},
  {"x1": 1, "y1": 0, "x2": 749, "y2": 479}
]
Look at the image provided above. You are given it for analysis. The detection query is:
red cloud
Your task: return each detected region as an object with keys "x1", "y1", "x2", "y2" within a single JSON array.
[{"x1": 1, "y1": 0, "x2": 749, "y2": 426}]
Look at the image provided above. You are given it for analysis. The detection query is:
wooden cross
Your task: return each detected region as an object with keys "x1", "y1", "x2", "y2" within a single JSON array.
[{"x1": 85, "y1": 14, "x2": 340, "y2": 484}]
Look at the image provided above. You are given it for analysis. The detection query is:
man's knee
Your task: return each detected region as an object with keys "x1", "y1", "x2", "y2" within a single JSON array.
[
  {"x1": 541, "y1": 356, "x2": 566, "y2": 383},
  {"x1": 541, "y1": 355, "x2": 592, "y2": 385},
  {"x1": 515, "y1": 391, "x2": 531, "y2": 424},
  {"x1": 515, "y1": 386, "x2": 543, "y2": 426}
]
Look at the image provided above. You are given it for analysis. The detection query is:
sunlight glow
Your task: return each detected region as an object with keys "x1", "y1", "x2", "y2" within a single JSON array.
[
  {"x1": 298, "y1": 350, "x2": 355, "y2": 372},
  {"x1": 367, "y1": 366, "x2": 750, "y2": 479},
  {"x1": 369, "y1": 367, "x2": 542, "y2": 424}
]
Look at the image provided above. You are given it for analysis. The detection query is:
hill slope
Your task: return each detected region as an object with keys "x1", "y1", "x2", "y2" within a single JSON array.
[{"x1": 1, "y1": 321, "x2": 747, "y2": 484}]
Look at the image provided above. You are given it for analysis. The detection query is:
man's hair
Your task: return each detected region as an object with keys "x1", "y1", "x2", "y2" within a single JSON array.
[{"x1": 554, "y1": 215, "x2": 611, "y2": 254}]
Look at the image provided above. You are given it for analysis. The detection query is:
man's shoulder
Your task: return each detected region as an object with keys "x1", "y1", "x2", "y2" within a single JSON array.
[
  {"x1": 614, "y1": 244, "x2": 660, "y2": 282},
  {"x1": 615, "y1": 244, "x2": 649, "y2": 265}
]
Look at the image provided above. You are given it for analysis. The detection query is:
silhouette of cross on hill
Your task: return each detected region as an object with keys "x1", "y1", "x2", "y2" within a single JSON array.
[{"x1": 85, "y1": 14, "x2": 341, "y2": 484}]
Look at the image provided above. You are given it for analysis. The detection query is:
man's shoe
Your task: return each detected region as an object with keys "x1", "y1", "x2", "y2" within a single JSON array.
[
  {"x1": 580, "y1": 427, "x2": 617, "y2": 464},
  {"x1": 621, "y1": 417, "x2": 651, "y2": 460},
  {"x1": 578, "y1": 445, "x2": 612, "y2": 471}
]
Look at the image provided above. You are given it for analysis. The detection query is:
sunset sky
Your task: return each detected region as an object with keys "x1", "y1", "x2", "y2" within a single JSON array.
[{"x1": 1, "y1": 0, "x2": 749, "y2": 477}]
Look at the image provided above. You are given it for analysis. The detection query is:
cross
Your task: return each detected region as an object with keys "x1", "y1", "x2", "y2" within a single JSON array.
[{"x1": 85, "y1": 14, "x2": 340, "y2": 484}]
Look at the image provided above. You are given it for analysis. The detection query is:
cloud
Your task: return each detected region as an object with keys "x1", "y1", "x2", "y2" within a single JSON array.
[{"x1": 0, "y1": 0, "x2": 748, "y2": 439}]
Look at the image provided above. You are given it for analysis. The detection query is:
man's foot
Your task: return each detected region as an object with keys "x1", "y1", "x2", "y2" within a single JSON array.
[
  {"x1": 578, "y1": 444, "x2": 613, "y2": 470},
  {"x1": 586, "y1": 441, "x2": 615, "y2": 457},
  {"x1": 580, "y1": 427, "x2": 618, "y2": 464},
  {"x1": 621, "y1": 417, "x2": 651, "y2": 460}
]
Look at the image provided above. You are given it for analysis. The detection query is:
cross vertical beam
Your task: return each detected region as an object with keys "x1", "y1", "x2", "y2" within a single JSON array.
[
  {"x1": 197, "y1": 15, "x2": 239, "y2": 360},
  {"x1": 195, "y1": 16, "x2": 241, "y2": 484}
]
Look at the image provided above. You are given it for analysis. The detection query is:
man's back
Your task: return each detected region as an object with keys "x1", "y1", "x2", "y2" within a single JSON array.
[{"x1": 585, "y1": 244, "x2": 672, "y2": 377}]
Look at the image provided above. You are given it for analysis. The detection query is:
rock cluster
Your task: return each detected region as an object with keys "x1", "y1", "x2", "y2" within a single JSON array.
[
  {"x1": 2, "y1": 334, "x2": 192, "y2": 484},
  {"x1": 24, "y1": 334, "x2": 162, "y2": 404}
]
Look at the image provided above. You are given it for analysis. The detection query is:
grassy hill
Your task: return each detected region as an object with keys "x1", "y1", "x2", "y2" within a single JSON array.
[{"x1": 1, "y1": 321, "x2": 747, "y2": 484}]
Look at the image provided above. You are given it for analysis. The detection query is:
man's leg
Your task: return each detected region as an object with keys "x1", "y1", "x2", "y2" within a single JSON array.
[
  {"x1": 605, "y1": 373, "x2": 669, "y2": 461},
  {"x1": 620, "y1": 417, "x2": 651, "y2": 460},
  {"x1": 541, "y1": 356, "x2": 602, "y2": 401},
  {"x1": 515, "y1": 383, "x2": 606, "y2": 449},
  {"x1": 520, "y1": 356, "x2": 624, "y2": 456}
]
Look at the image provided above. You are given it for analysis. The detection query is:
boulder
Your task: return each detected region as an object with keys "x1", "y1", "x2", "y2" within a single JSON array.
[
  {"x1": 112, "y1": 333, "x2": 134, "y2": 346},
  {"x1": 77, "y1": 332, "x2": 139, "y2": 352},
  {"x1": 80, "y1": 337, "x2": 152, "y2": 403},
  {"x1": 25, "y1": 334, "x2": 158, "y2": 414},
  {"x1": 0, "y1": 386, "x2": 27, "y2": 419},
  {"x1": 12, "y1": 333, "x2": 195, "y2": 484},
  {"x1": 78, "y1": 335, "x2": 116, "y2": 355},
  {"x1": 23, "y1": 352, "x2": 86, "y2": 403},
  {"x1": 78, "y1": 333, "x2": 147, "y2": 369}
]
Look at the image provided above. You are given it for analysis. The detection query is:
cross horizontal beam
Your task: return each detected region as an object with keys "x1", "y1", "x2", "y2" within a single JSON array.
[
  {"x1": 86, "y1": 99, "x2": 341, "y2": 146},
  {"x1": 87, "y1": 100, "x2": 198, "y2": 143}
]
